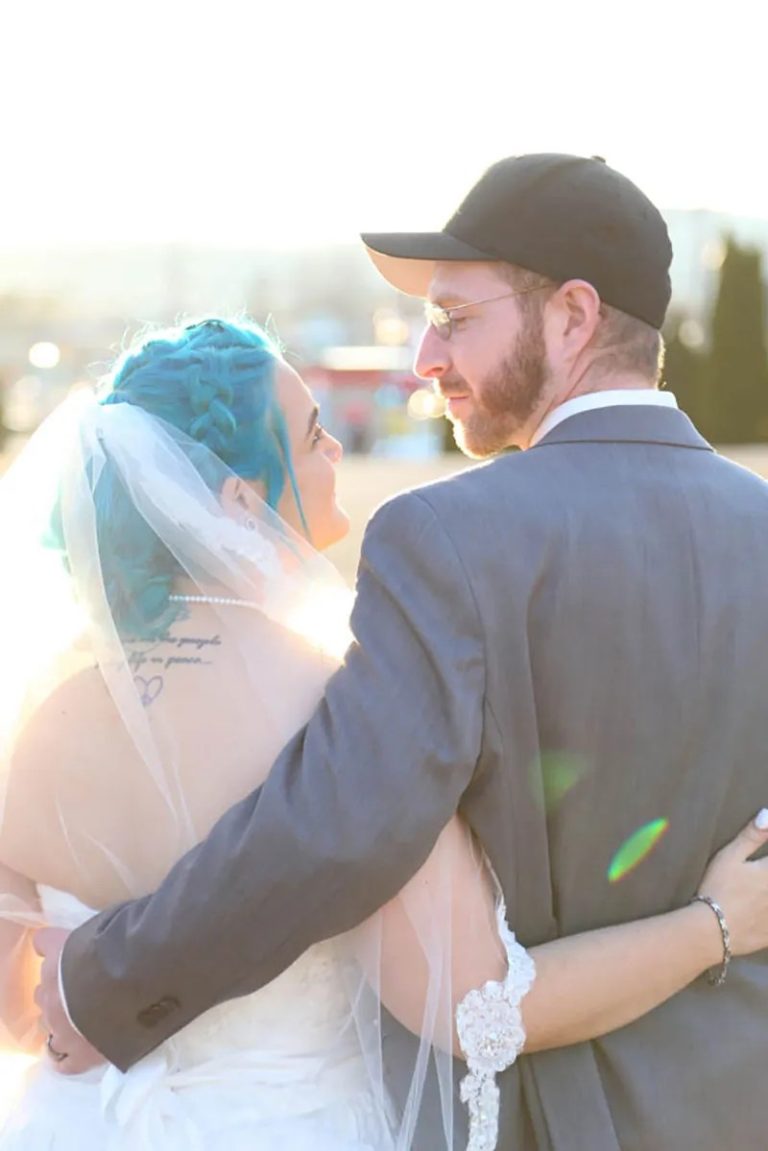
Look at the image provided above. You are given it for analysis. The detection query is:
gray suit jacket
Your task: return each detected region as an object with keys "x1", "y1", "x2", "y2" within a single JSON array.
[{"x1": 63, "y1": 406, "x2": 768, "y2": 1149}]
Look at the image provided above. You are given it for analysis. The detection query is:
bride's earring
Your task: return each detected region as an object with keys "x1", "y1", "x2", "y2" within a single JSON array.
[{"x1": 245, "y1": 517, "x2": 256, "y2": 532}]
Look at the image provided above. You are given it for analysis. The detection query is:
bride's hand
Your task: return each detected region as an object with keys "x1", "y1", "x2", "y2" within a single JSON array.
[
  {"x1": 33, "y1": 928, "x2": 106, "y2": 1075},
  {"x1": 697, "y1": 810, "x2": 768, "y2": 957}
]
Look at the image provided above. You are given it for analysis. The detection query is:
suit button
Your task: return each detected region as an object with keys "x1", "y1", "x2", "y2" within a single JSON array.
[{"x1": 136, "y1": 996, "x2": 181, "y2": 1028}]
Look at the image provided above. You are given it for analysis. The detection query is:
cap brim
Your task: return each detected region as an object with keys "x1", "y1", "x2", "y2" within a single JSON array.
[{"x1": 361, "y1": 231, "x2": 493, "y2": 296}]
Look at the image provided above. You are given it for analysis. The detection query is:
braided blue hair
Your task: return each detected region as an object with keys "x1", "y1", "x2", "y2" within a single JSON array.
[{"x1": 49, "y1": 318, "x2": 304, "y2": 636}]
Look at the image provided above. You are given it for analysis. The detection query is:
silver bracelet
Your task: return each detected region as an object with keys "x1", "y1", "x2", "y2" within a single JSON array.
[{"x1": 690, "y1": 894, "x2": 732, "y2": 986}]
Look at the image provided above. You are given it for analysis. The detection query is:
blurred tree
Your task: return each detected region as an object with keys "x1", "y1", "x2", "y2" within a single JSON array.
[
  {"x1": 707, "y1": 236, "x2": 768, "y2": 443},
  {"x1": 662, "y1": 312, "x2": 710, "y2": 434}
]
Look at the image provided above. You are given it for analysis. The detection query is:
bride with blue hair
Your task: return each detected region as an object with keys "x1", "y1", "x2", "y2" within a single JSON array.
[{"x1": 2, "y1": 317, "x2": 768, "y2": 1149}]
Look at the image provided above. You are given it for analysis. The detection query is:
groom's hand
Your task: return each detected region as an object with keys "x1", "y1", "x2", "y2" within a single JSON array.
[{"x1": 33, "y1": 928, "x2": 107, "y2": 1076}]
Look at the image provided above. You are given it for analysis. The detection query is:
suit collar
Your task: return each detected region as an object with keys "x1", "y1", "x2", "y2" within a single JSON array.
[{"x1": 530, "y1": 404, "x2": 714, "y2": 453}]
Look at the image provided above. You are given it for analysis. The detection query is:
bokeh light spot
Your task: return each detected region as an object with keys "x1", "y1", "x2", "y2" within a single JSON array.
[
  {"x1": 28, "y1": 341, "x2": 61, "y2": 369},
  {"x1": 608, "y1": 818, "x2": 670, "y2": 883},
  {"x1": 407, "y1": 388, "x2": 446, "y2": 421}
]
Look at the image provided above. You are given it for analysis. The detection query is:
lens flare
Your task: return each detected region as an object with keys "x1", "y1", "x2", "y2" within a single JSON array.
[
  {"x1": 531, "y1": 752, "x2": 589, "y2": 811},
  {"x1": 608, "y1": 818, "x2": 670, "y2": 883}
]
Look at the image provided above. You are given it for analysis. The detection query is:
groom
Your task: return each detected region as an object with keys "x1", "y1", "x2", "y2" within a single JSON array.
[{"x1": 39, "y1": 154, "x2": 768, "y2": 1148}]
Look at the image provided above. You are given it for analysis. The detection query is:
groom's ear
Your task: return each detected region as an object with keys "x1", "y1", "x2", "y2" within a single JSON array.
[{"x1": 545, "y1": 279, "x2": 602, "y2": 364}]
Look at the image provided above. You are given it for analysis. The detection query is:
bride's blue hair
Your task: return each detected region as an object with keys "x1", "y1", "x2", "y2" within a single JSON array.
[{"x1": 49, "y1": 317, "x2": 303, "y2": 636}]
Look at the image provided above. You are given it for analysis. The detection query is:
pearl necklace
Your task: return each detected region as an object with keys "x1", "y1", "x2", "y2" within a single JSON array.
[{"x1": 168, "y1": 593, "x2": 260, "y2": 610}]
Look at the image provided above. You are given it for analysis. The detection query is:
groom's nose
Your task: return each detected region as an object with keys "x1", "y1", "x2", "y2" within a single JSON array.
[{"x1": 414, "y1": 324, "x2": 450, "y2": 382}]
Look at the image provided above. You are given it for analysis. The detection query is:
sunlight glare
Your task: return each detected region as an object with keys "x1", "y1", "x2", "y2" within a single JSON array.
[{"x1": 0, "y1": 1053, "x2": 36, "y2": 1124}]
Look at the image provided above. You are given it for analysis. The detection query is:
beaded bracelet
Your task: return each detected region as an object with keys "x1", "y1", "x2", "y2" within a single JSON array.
[{"x1": 690, "y1": 894, "x2": 732, "y2": 986}]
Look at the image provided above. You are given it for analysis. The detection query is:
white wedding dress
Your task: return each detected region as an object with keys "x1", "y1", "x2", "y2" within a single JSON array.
[
  {"x1": 1, "y1": 887, "x2": 393, "y2": 1151},
  {"x1": 0, "y1": 884, "x2": 534, "y2": 1151}
]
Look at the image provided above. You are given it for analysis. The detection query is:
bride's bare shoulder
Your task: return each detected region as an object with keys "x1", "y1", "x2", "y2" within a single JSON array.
[{"x1": 11, "y1": 664, "x2": 128, "y2": 774}]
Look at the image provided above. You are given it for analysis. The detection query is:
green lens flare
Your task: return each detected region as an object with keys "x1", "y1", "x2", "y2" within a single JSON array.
[
  {"x1": 608, "y1": 818, "x2": 669, "y2": 883},
  {"x1": 533, "y1": 752, "x2": 589, "y2": 811}
]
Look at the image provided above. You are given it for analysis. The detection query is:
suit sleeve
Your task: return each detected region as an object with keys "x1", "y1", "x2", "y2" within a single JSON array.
[{"x1": 60, "y1": 490, "x2": 486, "y2": 1071}]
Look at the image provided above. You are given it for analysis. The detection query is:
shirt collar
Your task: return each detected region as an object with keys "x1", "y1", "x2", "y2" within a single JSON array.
[{"x1": 530, "y1": 390, "x2": 679, "y2": 448}]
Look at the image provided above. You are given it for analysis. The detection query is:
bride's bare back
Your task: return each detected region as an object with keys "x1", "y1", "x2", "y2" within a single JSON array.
[{"x1": 0, "y1": 604, "x2": 334, "y2": 908}]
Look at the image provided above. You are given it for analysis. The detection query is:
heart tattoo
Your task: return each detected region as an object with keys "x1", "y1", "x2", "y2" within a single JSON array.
[{"x1": 134, "y1": 675, "x2": 164, "y2": 707}]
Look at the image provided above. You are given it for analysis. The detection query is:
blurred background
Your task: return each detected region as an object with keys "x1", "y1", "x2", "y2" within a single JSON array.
[
  {"x1": 0, "y1": 0, "x2": 766, "y2": 1108},
  {"x1": 2, "y1": 0, "x2": 768, "y2": 587}
]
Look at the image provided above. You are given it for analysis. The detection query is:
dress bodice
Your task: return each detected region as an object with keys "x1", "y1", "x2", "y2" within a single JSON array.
[
  {"x1": 39, "y1": 885, "x2": 356, "y2": 1061},
  {"x1": 29, "y1": 886, "x2": 389, "y2": 1151}
]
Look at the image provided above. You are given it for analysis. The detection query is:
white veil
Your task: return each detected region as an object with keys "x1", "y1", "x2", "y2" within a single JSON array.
[{"x1": 0, "y1": 391, "x2": 482, "y2": 1148}]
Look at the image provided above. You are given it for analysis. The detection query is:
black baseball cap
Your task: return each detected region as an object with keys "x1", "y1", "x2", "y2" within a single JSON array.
[{"x1": 362, "y1": 153, "x2": 673, "y2": 330}]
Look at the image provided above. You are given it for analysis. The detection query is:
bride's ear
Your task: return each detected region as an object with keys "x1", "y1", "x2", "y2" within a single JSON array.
[{"x1": 219, "y1": 476, "x2": 267, "y2": 520}]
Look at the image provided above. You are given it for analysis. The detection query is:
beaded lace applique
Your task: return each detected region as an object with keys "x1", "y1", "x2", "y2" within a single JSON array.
[{"x1": 456, "y1": 900, "x2": 536, "y2": 1151}]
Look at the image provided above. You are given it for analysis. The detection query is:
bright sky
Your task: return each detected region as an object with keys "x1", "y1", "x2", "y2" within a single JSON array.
[{"x1": 2, "y1": 1, "x2": 765, "y2": 247}]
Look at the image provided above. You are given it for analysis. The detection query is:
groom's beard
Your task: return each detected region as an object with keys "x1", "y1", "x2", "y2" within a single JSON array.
[{"x1": 447, "y1": 315, "x2": 549, "y2": 459}]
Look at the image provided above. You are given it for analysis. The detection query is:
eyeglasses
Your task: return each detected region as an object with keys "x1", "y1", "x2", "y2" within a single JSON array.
[{"x1": 424, "y1": 284, "x2": 548, "y2": 341}]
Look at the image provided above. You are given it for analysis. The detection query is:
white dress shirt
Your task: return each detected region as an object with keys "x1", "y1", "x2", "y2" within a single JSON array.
[{"x1": 530, "y1": 389, "x2": 678, "y2": 447}]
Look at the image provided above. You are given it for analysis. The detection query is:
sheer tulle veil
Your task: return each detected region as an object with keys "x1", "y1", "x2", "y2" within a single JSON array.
[{"x1": 0, "y1": 390, "x2": 465, "y2": 1149}]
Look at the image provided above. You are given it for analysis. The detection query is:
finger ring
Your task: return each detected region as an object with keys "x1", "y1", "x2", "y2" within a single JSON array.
[{"x1": 46, "y1": 1033, "x2": 68, "y2": 1063}]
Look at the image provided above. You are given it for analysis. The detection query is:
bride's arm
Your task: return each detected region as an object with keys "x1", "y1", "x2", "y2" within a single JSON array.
[
  {"x1": 374, "y1": 813, "x2": 768, "y2": 1057},
  {"x1": 525, "y1": 902, "x2": 722, "y2": 1052},
  {"x1": 0, "y1": 862, "x2": 42, "y2": 1053}
]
